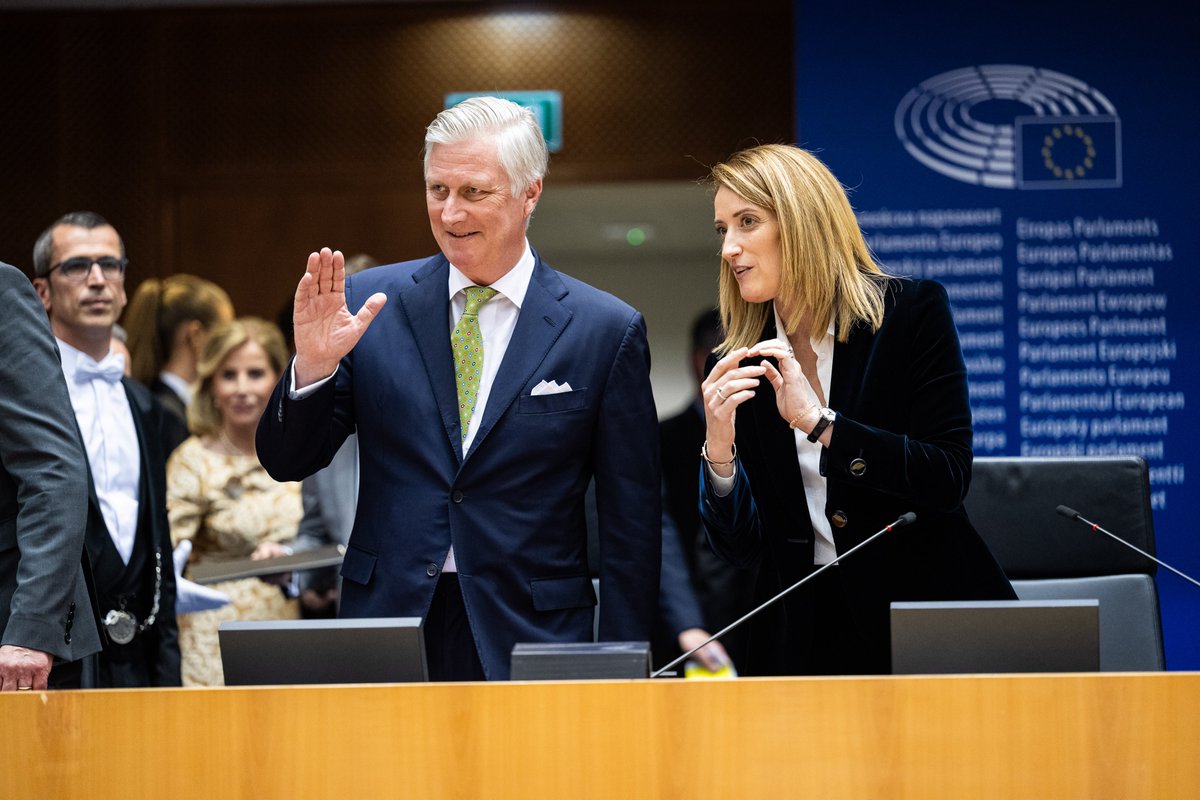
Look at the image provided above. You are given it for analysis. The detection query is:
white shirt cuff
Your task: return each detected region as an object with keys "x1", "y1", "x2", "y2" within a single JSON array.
[
  {"x1": 288, "y1": 358, "x2": 337, "y2": 399},
  {"x1": 706, "y1": 464, "x2": 736, "y2": 498}
]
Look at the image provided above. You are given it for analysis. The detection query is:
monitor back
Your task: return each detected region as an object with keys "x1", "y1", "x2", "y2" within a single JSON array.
[
  {"x1": 219, "y1": 617, "x2": 428, "y2": 685},
  {"x1": 891, "y1": 600, "x2": 1100, "y2": 674}
]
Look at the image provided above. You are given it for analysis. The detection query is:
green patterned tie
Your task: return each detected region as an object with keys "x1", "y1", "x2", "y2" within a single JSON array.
[{"x1": 452, "y1": 286, "x2": 498, "y2": 441}]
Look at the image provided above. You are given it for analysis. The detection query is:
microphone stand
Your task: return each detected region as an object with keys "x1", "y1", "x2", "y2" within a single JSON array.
[
  {"x1": 652, "y1": 512, "x2": 917, "y2": 678},
  {"x1": 1056, "y1": 505, "x2": 1200, "y2": 590}
]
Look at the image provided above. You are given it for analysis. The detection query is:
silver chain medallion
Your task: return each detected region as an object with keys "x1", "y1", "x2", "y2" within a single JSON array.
[
  {"x1": 101, "y1": 549, "x2": 163, "y2": 646},
  {"x1": 103, "y1": 609, "x2": 138, "y2": 645}
]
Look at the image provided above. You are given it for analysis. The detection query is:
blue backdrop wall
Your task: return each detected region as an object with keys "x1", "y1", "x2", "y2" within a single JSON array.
[{"x1": 793, "y1": 0, "x2": 1198, "y2": 667}]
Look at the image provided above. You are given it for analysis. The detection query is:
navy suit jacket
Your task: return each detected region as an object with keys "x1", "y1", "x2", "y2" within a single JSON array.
[
  {"x1": 701, "y1": 278, "x2": 1014, "y2": 674},
  {"x1": 258, "y1": 252, "x2": 661, "y2": 679}
]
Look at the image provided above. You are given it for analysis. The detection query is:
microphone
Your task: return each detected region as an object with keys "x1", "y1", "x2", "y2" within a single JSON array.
[
  {"x1": 1055, "y1": 505, "x2": 1200, "y2": 590},
  {"x1": 651, "y1": 511, "x2": 917, "y2": 678}
]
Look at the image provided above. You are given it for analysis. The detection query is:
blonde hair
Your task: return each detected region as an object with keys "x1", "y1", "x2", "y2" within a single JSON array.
[
  {"x1": 188, "y1": 317, "x2": 288, "y2": 437},
  {"x1": 710, "y1": 144, "x2": 887, "y2": 352},
  {"x1": 123, "y1": 274, "x2": 233, "y2": 386}
]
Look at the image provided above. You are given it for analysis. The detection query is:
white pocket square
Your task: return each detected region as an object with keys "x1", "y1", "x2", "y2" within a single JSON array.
[{"x1": 531, "y1": 380, "x2": 574, "y2": 396}]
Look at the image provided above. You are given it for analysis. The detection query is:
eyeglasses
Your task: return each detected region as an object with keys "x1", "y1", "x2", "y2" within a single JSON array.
[{"x1": 46, "y1": 256, "x2": 128, "y2": 281}]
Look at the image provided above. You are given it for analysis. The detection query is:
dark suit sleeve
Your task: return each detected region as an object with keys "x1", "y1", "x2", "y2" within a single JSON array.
[
  {"x1": 823, "y1": 280, "x2": 973, "y2": 512},
  {"x1": 591, "y1": 312, "x2": 660, "y2": 642},
  {"x1": 657, "y1": 494, "x2": 704, "y2": 636},
  {"x1": 699, "y1": 460, "x2": 764, "y2": 569},
  {"x1": 0, "y1": 266, "x2": 92, "y2": 658},
  {"x1": 256, "y1": 360, "x2": 353, "y2": 483}
]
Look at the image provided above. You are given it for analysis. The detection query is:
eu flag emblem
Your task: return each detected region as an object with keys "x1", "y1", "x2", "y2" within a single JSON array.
[{"x1": 1016, "y1": 115, "x2": 1121, "y2": 189}]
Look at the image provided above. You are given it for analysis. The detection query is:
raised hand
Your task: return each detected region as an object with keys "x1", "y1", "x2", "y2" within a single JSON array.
[{"x1": 292, "y1": 248, "x2": 388, "y2": 388}]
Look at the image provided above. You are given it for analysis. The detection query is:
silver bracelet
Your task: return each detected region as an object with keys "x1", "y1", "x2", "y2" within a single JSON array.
[{"x1": 701, "y1": 441, "x2": 737, "y2": 466}]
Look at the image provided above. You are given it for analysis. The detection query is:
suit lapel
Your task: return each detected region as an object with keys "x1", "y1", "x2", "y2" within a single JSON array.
[
  {"x1": 829, "y1": 320, "x2": 874, "y2": 412},
  {"x1": 397, "y1": 257, "x2": 463, "y2": 460},
  {"x1": 468, "y1": 257, "x2": 572, "y2": 458}
]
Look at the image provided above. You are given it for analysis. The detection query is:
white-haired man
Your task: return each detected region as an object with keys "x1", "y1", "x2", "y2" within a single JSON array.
[{"x1": 258, "y1": 97, "x2": 661, "y2": 680}]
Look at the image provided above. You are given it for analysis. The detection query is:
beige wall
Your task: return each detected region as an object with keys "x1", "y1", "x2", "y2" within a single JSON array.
[{"x1": 533, "y1": 181, "x2": 720, "y2": 417}]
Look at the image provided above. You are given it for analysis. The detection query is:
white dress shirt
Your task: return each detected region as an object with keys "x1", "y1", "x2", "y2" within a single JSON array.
[
  {"x1": 57, "y1": 339, "x2": 142, "y2": 564},
  {"x1": 707, "y1": 305, "x2": 838, "y2": 564},
  {"x1": 442, "y1": 244, "x2": 535, "y2": 571}
]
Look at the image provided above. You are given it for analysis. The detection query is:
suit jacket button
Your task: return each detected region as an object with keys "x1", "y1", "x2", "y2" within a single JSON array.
[
  {"x1": 831, "y1": 510, "x2": 849, "y2": 528},
  {"x1": 426, "y1": 563, "x2": 440, "y2": 577},
  {"x1": 849, "y1": 458, "x2": 867, "y2": 477},
  {"x1": 451, "y1": 490, "x2": 464, "y2": 503}
]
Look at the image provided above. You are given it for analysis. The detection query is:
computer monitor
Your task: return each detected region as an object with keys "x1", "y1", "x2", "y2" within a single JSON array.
[
  {"x1": 890, "y1": 599, "x2": 1100, "y2": 674},
  {"x1": 219, "y1": 617, "x2": 428, "y2": 685}
]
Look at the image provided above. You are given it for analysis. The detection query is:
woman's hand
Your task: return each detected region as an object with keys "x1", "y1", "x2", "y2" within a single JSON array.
[
  {"x1": 251, "y1": 541, "x2": 293, "y2": 587},
  {"x1": 748, "y1": 338, "x2": 822, "y2": 433},
  {"x1": 700, "y1": 348, "x2": 766, "y2": 475}
]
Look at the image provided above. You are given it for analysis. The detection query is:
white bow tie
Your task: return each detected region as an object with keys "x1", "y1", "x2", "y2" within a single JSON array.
[{"x1": 75, "y1": 353, "x2": 126, "y2": 384}]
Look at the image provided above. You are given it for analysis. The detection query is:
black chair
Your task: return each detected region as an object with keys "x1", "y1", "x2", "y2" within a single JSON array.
[{"x1": 965, "y1": 456, "x2": 1164, "y2": 670}]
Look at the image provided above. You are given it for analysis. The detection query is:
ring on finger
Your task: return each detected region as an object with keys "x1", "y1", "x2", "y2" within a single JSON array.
[{"x1": 715, "y1": 385, "x2": 729, "y2": 402}]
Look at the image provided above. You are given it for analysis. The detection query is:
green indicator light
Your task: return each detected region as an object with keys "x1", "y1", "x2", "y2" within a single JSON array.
[{"x1": 626, "y1": 227, "x2": 647, "y2": 247}]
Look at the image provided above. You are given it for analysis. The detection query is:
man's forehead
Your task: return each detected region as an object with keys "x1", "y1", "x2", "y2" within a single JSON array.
[
  {"x1": 53, "y1": 224, "x2": 120, "y2": 252},
  {"x1": 426, "y1": 140, "x2": 506, "y2": 184}
]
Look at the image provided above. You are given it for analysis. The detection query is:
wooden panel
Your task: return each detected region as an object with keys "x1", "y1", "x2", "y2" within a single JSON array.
[
  {"x1": 0, "y1": 1, "x2": 792, "y2": 323},
  {"x1": 3, "y1": 673, "x2": 1198, "y2": 799}
]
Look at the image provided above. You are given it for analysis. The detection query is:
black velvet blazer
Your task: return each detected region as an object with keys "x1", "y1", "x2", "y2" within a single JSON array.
[{"x1": 701, "y1": 277, "x2": 1015, "y2": 674}]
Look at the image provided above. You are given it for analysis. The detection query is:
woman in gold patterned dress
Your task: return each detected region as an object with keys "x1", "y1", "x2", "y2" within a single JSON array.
[{"x1": 167, "y1": 317, "x2": 302, "y2": 686}]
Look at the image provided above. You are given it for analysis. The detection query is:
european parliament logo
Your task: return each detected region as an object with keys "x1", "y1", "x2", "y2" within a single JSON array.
[
  {"x1": 1016, "y1": 116, "x2": 1120, "y2": 189},
  {"x1": 895, "y1": 65, "x2": 1121, "y2": 190}
]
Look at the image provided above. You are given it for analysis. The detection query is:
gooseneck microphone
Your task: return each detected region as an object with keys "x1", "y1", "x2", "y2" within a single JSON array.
[
  {"x1": 1055, "y1": 505, "x2": 1200, "y2": 590},
  {"x1": 651, "y1": 511, "x2": 917, "y2": 678}
]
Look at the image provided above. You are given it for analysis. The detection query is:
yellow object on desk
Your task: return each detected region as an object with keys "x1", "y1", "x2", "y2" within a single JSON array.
[{"x1": 684, "y1": 659, "x2": 737, "y2": 679}]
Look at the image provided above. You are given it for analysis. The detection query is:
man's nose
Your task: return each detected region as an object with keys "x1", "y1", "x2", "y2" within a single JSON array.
[
  {"x1": 85, "y1": 261, "x2": 107, "y2": 286},
  {"x1": 441, "y1": 195, "x2": 467, "y2": 223}
]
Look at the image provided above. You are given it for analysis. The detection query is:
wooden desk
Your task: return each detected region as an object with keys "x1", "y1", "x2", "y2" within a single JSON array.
[{"x1": 3, "y1": 672, "x2": 1197, "y2": 799}]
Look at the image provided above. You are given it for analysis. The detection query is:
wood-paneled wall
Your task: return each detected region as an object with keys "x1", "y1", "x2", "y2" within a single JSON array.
[{"x1": 0, "y1": 2, "x2": 792, "y2": 320}]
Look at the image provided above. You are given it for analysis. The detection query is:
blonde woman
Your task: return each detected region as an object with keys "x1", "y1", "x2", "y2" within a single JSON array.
[
  {"x1": 699, "y1": 144, "x2": 1014, "y2": 676},
  {"x1": 124, "y1": 274, "x2": 233, "y2": 454},
  {"x1": 167, "y1": 318, "x2": 301, "y2": 686}
]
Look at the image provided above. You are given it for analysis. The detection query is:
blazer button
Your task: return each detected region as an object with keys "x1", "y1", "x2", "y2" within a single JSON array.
[
  {"x1": 426, "y1": 563, "x2": 440, "y2": 577},
  {"x1": 831, "y1": 510, "x2": 849, "y2": 528},
  {"x1": 849, "y1": 458, "x2": 867, "y2": 477},
  {"x1": 451, "y1": 490, "x2": 464, "y2": 503}
]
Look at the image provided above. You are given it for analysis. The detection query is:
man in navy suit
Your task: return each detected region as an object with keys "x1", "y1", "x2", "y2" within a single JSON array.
[{"x1": 257, "y1": 97, "x2": 660, "y2": 680}]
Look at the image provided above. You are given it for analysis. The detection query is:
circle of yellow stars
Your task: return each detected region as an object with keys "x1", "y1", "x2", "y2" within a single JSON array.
[{"x1": 1042, "y1": 124, "x2": 1096, "y2": 181}]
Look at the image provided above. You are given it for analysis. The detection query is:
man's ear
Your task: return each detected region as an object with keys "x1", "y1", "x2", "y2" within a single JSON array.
[
  {"x1": 523, "y1": 178, "x2": 544, "y2": 217},
  {"x1": 32, "y1": 277, "x2": 51, "y2": 312}
]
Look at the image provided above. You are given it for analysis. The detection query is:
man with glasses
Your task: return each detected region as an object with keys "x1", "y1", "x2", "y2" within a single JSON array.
[{"x1": 31, "y1": 211, "x2": 180, "y2": 687}]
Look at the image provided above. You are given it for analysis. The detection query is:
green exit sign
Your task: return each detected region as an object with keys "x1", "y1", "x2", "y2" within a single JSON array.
[{"x1": 444, "y1": 91, "x2": 563, "y2": 153}]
